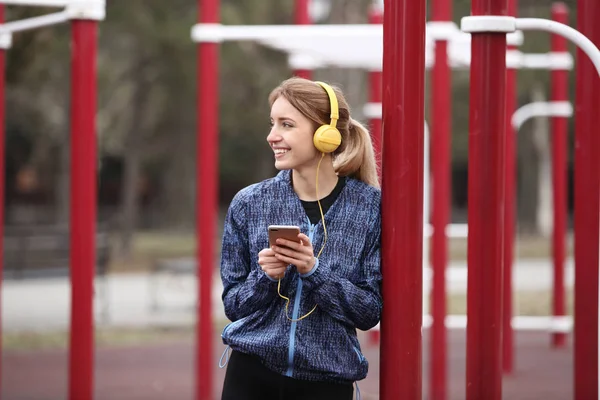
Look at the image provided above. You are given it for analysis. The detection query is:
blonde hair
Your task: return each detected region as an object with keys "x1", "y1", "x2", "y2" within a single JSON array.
[{"x1": 268, "y1": 77, "x2": 380, "y2": 188}]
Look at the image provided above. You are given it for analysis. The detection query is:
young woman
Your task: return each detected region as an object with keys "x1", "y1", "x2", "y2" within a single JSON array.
[{"x1": 219, "y1": 77, "x2": 382, "y2": 400}]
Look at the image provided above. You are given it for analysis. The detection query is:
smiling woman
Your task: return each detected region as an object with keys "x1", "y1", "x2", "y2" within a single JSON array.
[
  {"x1": 218, "y1": 77, "x2": 382, "y2": 400},
  {"x1": 267, "y1": 96, "x2": 319, "y2": 176}
]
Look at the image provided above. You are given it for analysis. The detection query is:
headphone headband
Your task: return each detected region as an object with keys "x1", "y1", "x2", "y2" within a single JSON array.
[{"x1": 315, "y1": 81, "x2": 339, "y2": 129}]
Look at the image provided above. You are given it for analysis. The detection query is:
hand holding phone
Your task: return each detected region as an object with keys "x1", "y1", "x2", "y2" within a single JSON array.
[
  {"x1": 259, "y1": 225, "x2": 300, "y2": 280},
  {"x1": 268, "y1": 225, "x2": 316, "y2": 275},
  {"x1": 258, "y1": 247, "x2": 288, "y2": 280}
]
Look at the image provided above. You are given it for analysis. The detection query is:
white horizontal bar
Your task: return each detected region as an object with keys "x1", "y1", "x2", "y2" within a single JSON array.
[
  {"x1": 427, "y1": 21, "x2": 460, "y2": 41},
  {"x1": 288, "y1": 53, "x2": 322, "y2": 70},
  {"x1": 507, "y1": 50, "x2": 574, "y2": 70},
  {"x1": 512, "y1": 101, "x2": 573, "y2": 130},
  {"x1": 0, "y1": 0, "x2": 68, "y2": 6},
  {"x1": 192, "y1": 23, "x2": 524, "y2": 46},
  {"x1": 371, "y1": 315, "x2": 573, "y2": 332},
  {"x1": 0, "y1": 11, "x2": 69, "y2": 34},
  {"x1": 0, "y1": 32, "x2": 11, "y2": 49},
  {"x1": 516, "y1": 18, "x2": 600, "y2": 78},
  {"x1": 363, "y1": 102, "x2": 381, "y2": 119},
  {"x1": 424, "y1": 223, "x2": 468, "y2": 238},
  {"x1": 192, "y1": 24, "x2": 382, "y2": 43}
]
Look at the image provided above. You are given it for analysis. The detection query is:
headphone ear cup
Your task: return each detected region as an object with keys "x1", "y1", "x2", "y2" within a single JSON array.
[{"x1": 313, "y1": 125, "x2": 342, "y2": 153}]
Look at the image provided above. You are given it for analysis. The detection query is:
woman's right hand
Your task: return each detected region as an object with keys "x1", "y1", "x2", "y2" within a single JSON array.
[{"x1": 258, "y1": 248, "x2": 288, "y2": 280}]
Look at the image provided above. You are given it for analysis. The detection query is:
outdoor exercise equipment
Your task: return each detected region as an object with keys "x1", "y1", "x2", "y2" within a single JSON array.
[
  {"x1": 461, "y1": 5, "x2": 600, "y2": 398},
  {"x1": 0, "y1": 1, "x2": 596, "y2": 400},
  {"x1": 0, "y1": 1, "x2": 104, "y2": 399},
  {"x1": 192, "y1": 0, "x2": 600, "y2": 398}
]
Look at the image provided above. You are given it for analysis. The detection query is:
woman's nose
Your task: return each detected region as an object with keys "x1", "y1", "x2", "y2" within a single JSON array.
[{"x1": 267, "y1": 127, "x2": 281, "y2": 143}]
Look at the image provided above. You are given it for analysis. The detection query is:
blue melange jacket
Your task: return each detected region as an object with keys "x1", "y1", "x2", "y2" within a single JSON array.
[{"x1": 220, "y1": 169, "x2": 382, "y2": 383}]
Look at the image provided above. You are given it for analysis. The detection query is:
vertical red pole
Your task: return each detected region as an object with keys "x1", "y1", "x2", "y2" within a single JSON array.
[
  {"x1": 574, "y1": 0, "x2": 600, "y2": 398},
  {"x1": 465, "y1": 0, "x2": 507, "y2": 398},
  {"x1": 551, "y1": 2, "x2": 569, "y2": 349},
  {"x1": 369, "y1": 5, "x2": 383, "y2": 176},
  {"x1": 197, "y1": 0, "x2": 219, "y2": 399},
  {"x1": 0, "y1": 6, "x2": 5, "y2": 400},
  {"x1": 69, "y1": 19, "x2": 98, "y2": 400},
  {"x1": 380, "y1": 0, "x2": 425, "y2": 398},
  {"x1": 294, "y1": 0, "x2": 312, "y2": 79},
  {"x1": 430, "y1": 1, "x2": 452, "y2": 399},
  {"x1": 502, "y1": 0, "x2": 517, "y2": 375}
]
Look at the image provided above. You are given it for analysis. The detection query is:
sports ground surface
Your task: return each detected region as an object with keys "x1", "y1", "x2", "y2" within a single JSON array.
[{"x1": 4, "y1": 329, "x2": 571, "y2": 400}]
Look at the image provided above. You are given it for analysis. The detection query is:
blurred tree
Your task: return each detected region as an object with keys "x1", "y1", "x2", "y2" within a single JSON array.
[{"x1": 3, "y1": 0, "x2": 577, "y2": 247}]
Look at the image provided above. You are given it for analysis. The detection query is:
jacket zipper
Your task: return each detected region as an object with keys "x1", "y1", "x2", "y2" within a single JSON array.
[{"x1": 286, "y1": 219, "x2": 315, "y2": 377}]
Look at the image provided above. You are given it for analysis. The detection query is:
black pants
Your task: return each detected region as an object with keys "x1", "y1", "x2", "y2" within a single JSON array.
[{"x1": 221, "y1": 350, "x2": 354, "y2": 400}]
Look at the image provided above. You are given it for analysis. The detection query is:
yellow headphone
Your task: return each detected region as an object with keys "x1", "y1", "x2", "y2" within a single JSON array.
[{"x1": 313, "y1": 81, "x2": 342, "y2": 154}]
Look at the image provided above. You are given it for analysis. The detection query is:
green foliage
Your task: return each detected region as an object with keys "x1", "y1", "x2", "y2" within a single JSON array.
[{"x1": 4, "y1": 0, "x2": 579, "y2": 228}]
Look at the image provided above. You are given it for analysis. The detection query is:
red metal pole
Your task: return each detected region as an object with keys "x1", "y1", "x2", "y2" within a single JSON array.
[
  {"x1": 369, "y1": 5, "x2": 383, "y2": 177},
  {"x1": 430, "y1": 0, "x2": 452, "y2": 398},
  {"x1": 69, "y1": 19, "x2": 98, "y2": 400},
  {"x1": 466, "y1": 0, "x2": 507, "y2": 398},
  {"x1": 574, "y1": 0, "x2": 600, "y2": 398},
  {"x1": 551, "y1": 2, "x2": 569, "y2": 349},
  {"x1": 502, "y1": 0, "x2": 517, "y2": 375},
  {"x1": 294, "y1": 0, "x2": 311, "y2": 79},
  {"x1": 0, "y1": 6, "x2": 5, "y2": 400},
  {"x1": 197, "y1": 0, "x2": 219, "y2": 399},
  {"x1": 380, "y1": 0, "x2": 425, "y2": 398}
]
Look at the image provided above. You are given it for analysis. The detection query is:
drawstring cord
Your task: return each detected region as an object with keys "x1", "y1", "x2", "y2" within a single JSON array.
[
  {"x1": 219, "y1": 345, "x2": 231, "y2": 368},
  {"x1": 355, "y1": 382, "x2": 361, "y2": 400}
]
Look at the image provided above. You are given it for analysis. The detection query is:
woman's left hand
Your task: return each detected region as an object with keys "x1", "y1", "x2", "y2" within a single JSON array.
[{"x1": 272, "y1": 233, "x2": 316, "y2": 275}]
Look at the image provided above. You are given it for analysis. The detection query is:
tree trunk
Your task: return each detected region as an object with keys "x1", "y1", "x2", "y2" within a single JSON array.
[
  {"x1": 118, "y1": 74, "x2": 150, "y2": 259},
  {"x1": 56, "y1": 134, "x2": 70, "y2": 226},
  {"x1": 161, "y1": 132, "x2": 195, "y2": 229}
]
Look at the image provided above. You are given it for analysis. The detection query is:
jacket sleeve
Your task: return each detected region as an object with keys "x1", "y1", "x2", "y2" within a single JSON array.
[
  {"x1": 300, "y1": 206, "x2": 382, "y2": 331},
  {"x1": 220, "y1": 192, "x2": 278, "y2": 322}
]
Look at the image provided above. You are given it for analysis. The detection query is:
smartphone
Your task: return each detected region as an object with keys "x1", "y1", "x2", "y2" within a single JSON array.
[{"x1": 268, "y1": 225, "x2": 301, "y2": 248}]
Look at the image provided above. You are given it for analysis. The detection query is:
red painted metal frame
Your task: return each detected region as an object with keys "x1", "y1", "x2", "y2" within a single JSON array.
[
  {"x1": 0, "y1": 6, "x2": 4, "y2": 400},
  {"x1": 430, "y1": 0, "x2": 452, "y2": 398},
  {"x1": 69, "y1": 19, "x2": 98, "y2": 400},
  {"x1": 574, "y1": 0, "x2": 600, "y2": 398},
  {"x1": 197, "y1": 0, "x2": 219, "y2": 399},
  {"x1": 380, "y1": 0, "x2": 425, "y2": 398},
  {"x1": 466, "y1": 0, "x2": 507, "y2": 398},
  {"x1": 502, "y1": 0, "x2": 517, "y2": 375},
  {"x1": 551, "y1": 2, "x2": 569, "y2": 349},
  {"x1": 368, "y1": 6, "x2": 383, "y2": 178},
  {"x1": 294, "y1": 0, "x2": 311, "y2": 79}
]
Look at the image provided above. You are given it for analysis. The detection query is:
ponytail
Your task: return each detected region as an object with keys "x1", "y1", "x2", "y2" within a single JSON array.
[{"x1": 334, "y1": 118, "x2": 380, "y2": 189}]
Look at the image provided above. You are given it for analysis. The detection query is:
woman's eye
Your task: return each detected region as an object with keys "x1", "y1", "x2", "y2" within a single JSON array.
[{"x1": 283, "y1": 122, "x2": 293, "y2": 128}]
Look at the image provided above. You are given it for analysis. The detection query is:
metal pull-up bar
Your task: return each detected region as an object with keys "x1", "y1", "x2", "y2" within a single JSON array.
[
  {"x1": 511, "y1": 101, "x2": 573, "y2": 130},
  {"x1": 0, "y1": 0, "x2": 68, "y2": 6},
  {"x1": 0, "y1": 11, "x2": 69, "y2": 33},
  {"x1": 0, "y1": 0, "x2": 105, "y2": 44},
  {"x1": 0, "y1": 2, "x2": 105, "y2": 400},
  {"x1": 462, "y1": 16, "x2": 600, "y2": 75},
  {"x1": 461, "y1": 13, "x2": 600, "y2": 400}
]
